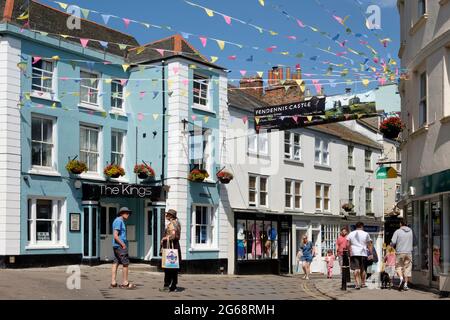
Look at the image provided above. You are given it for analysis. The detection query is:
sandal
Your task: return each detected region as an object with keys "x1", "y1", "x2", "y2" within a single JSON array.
[
  {"x1": 120, "y1": 282, "x2": 137, "y2": 289},
  {"x1": 109, "y1": 283, "x2": 118, "y2": 289}
]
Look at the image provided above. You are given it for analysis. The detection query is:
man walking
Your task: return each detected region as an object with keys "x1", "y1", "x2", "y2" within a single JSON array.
[
  {"x1": 347, "y1": 222, "x2": 372, "y2": 290},
  {"x1": 391, "y1": 219, "x2": 413, "y2": 291},
  {"x1": 110, "y1": 207, "x2": 136, "y2": 289}
]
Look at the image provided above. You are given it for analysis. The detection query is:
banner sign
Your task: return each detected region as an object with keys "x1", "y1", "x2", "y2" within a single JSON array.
[
  {"x1": 82, "y1": 183, "x2": 164, "y2": 200},
  {"x1": 254, "y1": 96, "x2": 378, "y2": 131}
]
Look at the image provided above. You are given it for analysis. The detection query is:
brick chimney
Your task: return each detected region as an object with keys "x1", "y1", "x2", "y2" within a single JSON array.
[
  {"x1": 263, "y1": 66, "x2": 305, "y2": 105},
  {"x1": 2, "y1": 0, "x2": 15, "y2": 22},
  {"x1": 239, "y1": 76, "x2": 264, "y2": 99}
]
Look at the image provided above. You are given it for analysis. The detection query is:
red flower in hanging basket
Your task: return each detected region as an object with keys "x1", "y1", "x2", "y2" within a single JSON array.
[
  {"x1": 380, "y1": 117, "x2": 405, "y2": 140},
  {"x1": 216, "y1": 170, "x2": 234, "y2": 184},
  {"x1": 134, "y1": 164, "x2": 155, "y2": 179}
]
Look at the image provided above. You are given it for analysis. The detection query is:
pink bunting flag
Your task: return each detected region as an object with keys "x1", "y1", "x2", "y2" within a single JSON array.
[
  {"x1": 240, "y1": 70, "x2": 247, "y2": 77},
  {"x1": 359, "y1": 40, "x2": 369, "y2": 45},
  {"x1": 182, "y1": 79, "x2": 189, "y2": 86},
  {"x1": 228, "y1": 56, "x2": 237, "y2": 60},
  {"x1": 120, "y1": 79, "x2": 128, "y2": 86},
  {"x1": 80, "y1": 38, "x2": 89, "y2": 48},
  {"x1": 172, "y1": 66, "x2": 179, "y2": 75},
  {"x1": 242, "y1": 116, "x2": 248, "y2": 124},
  {"x1": 287, "y1": 36, "x2": 297, "y2": 40},
  {"x1": 339, "y1": 40, "x2": 348, "y2": 47},
  {"x1": 312, "y1": 80, "x2": 322, "y2": 94},
  {"x1": 292, "y1": 116, "x2": 299, "y2": 123},
  {"x1": 191, "y1": 115, "x2": 197, "y2": 121},
  {"x1": 333, "y1": 15, "x2": 345, "y2": 25},
  {"x1": 336, "y1": 52, "x2": 347, "y2": 57},
  {"x1": 139, "y1": 91, "x2": 146, "y2": 98},
  {"x1": 378, "y1": 77, "x2": 387, "y2": 86},
  {"x1": 156, "y1": 49, "x2": 165, "y2": 57},
  {"x1": 32, "y1": 57, "x2": 42, "y2": 65},
  {"x1": 103, "y1": 61, "x2": 112, "y2": 65},
  {"x1": 137, "y1": 113, "x2": 144, "y2": 121},
  {"x1": 223, "y1": 15, "x2": 231, "y2": 25},
  {"x1": 60, "y1": 77, "x2": 68, "y2": 81},
  {"x1": 199, "y1": 37, "x2": 207, "y2": 48},
  {"x1": 123, "y1": 18, "x2": 131, "y2": 28},
  {"x1": 266, "y1": 46, "x2": 277, "y2": 53},
  {"x1": 373, "y1": 57, "x2": 379, "y2": 64},
  {"x1": 296, "y1": 19, "x2": 305, "y2": 28}
]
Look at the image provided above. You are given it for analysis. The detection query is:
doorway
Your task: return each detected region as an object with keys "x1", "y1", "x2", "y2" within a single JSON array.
[
  {"x1": 99, "y1": 204, "x2": 119, "y2": 261},
  {"x1": 144, "y1": 204, "x2": 166, "y2": 261}
]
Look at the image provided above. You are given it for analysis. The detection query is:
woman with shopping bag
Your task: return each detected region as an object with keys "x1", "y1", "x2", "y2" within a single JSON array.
[{"x1": 160, "y1": 209, "x2": 182, "y2": 292}]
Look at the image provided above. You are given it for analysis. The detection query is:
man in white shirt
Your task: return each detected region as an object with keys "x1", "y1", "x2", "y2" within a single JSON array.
[{"x1": 347, "y1": 222, "x2": 372, "y2": 290}]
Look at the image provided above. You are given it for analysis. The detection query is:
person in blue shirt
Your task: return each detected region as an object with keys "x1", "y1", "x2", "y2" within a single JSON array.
[
  {"x1": 300, "y1": 235, "x2": 316, "y2": 280},
  {"x1": 110, "y1": 207, "x2": 136, "y2": 289}
]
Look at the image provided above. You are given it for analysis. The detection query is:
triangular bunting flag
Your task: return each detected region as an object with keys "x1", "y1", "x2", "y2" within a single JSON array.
[
  {"x1": 99, "y1": 41, "x2": 109, "y2": 48},
  {"x1": 223, "y1": 15, "x2": 231, "y2": 25},
  {"x1": 122, "y1": 64, "x2": 130, "y2": 72},
  {"x1": 255, "y1": 117, "x2": 260, "y2": 125},
  {"x1": 307, "y1": 116, "x2": 313, "y2": 122},
  {"x1": 153, "y1": 114, "x2": 159, "y2": 120},
  {"x1": 101, "y1": 14, "x2": 111, "y2": 25},
  {"x1": 156, "y1": 49, "x2": 165, "y2": 57},
  {"x1": 204, "y1": 116, "x2": 209, "y2": 123},
  {"x1": 153, "y1": 91, "x2": 159, "y2": 99},
  {"x1": 32, "y1": 57, "x2": 41, "y2": 65},
  {"x1": 105, "y1": 79, "x2": 113, "y2": 84},
  {"x1": 216, "y1": 40, "x2": 225, "y2": 50},
  {"x1": 120, "y1": 79, "x2": 128, "y2": 86},
  {"x1": 199, "y1": 37, "x2": 207, "y2": 47},
  {"x1": 118, "y1": 44, "x2": 128, "y2": 50},
  {"x1": 257, "y1": 72, "x2": 264, "y2": 78},
  {"x1": 81, "y1": 8, "x2": 90, "y2": 19},
  {"x1": 259, "y1": 0, "x2": 265, "y2": 6},
  {"x1": 123, "y1": 18, "x2": 131, "y2": 28},
  {"x1": 80, "y1": 38, "x2": 89, "y2": 48},
  {"x1": 292, "y1": 116, "x2": 299, "y2": 123},
  {"x1": 210, "y1": 56, "x2": 219, "y2": 63},
  {"x1": 204, "y1": 8, "x2": 214, "y2": 17},
  {"x1": 136, "y1": 46, "x2": 146, "y2": 55},
  {"x1": 137, "y1": 113, "x2": 144, "y2": 121},
  {"x1": 242, "y1": 116, "x2": 248, "y2": 124},
  {"x1": 56, "y1": 2, "x2": 68, "y2": 10}
]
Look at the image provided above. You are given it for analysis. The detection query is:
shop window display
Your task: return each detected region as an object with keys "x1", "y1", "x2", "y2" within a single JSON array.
[{"x1": 236, "y1": 219, "x2": 278, "y2": 260}]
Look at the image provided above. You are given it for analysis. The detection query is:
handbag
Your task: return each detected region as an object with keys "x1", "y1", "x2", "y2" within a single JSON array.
[{"x1": 162, "y1": 240, "x2": 180, "y2": 269}]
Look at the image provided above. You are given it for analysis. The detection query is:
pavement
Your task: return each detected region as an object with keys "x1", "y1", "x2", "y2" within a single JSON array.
[{"x1": 0, "y1": 264, "x2": 447, "y2": 300}]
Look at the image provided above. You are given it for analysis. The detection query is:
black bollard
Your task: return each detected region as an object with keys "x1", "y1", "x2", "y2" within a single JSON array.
[{"x1": 341, "y1": 250, "x2": 350, "y2": 290}]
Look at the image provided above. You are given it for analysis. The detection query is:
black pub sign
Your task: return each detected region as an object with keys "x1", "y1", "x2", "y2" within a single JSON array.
[{"x1": 82, "y1": 183, "x2": 163, "y2": 201}]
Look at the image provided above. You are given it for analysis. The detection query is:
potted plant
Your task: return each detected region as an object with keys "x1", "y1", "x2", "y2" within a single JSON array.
[
  {"x1": 134, "y1": 163, "x2": 155, "y2": 179},
  {"x1": 380, "y1": 117, "x2": 405, "y2": 140},
  {"x1": 216, "y1": 170, "x2": 234, "y2": 184},
  {"x1": 66, "y1": 158, "x2": 88, "y2": 175},
  {"x1": 104, "y1": 164, "x2": 125, "y2": 179},
  {"x1": 188, "y1": 169, "x2": 209, "y2": 182},
  {"x1": 342, "y1": 203, "x2": 354, "y2": 213}
]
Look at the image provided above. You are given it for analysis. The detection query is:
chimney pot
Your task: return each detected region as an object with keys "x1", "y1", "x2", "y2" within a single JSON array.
[
  {"x1": 3, "y1": 0, "x2": 15, "y2": 22},
  {"x1": 286, "y1": 67, "x2": 291, "y2": 80}
]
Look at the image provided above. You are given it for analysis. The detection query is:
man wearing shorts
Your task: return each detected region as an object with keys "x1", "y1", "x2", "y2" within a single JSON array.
[
  {"x1": 347, "y1": 222, "x2": 372, "y2": 290},
  {"x1": 111, "y1": 207, "x2": 136, "y2": 289},
  {"x1": 391, "y1": 219, "x2": 413, "y2": 291}
]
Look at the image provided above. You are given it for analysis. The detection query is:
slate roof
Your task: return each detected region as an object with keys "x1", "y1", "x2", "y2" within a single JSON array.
[
  {"x1": 128, "y1": 34, "x2": 225, "y2": 69},
  {"x1": 310, "y1": 122, "x2": 383, "y2": 150},
  {"x1": 1, "y1": 0, "x2": 139, "y2": 56},
  {"x1": 227, "y1": 85, "x2": 269, "y2": 113}
]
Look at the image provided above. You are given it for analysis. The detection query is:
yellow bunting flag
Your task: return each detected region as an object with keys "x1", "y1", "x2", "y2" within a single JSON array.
[
  {"x1": 255, "y1": 117, "x2": 260, "y2": 125},
  {"x1": 60, "y1": 35, "x2": 69, "y2": 39},
  {"x1": 56, "y1": 2, "x2": 68, "y2": 10},
  {"x1": 136, "y1": 46, "x2": 146, "y2": 55},
  {"x1": 216, "y1": 40, "x2": 225, "y2": 50},
  {"x1": 269, "y1": 31, "x2": 278, "y2": 36},
  {"x1": 81, "y1": 9, "x2": 90, "y2": 19},
  {"x1": 204, "y1": 116, "x2": 209, "y2": 123},
  {"x1": 51, "y1": 55, "x2": 60, "y2": 61},
  {"x1": 17, "y1": 12, "x2": 29, "y2": 20},
  {"x1": 307, "y1": 116, "x2": 313, "y2": 122},
  {"x1": 118, "y1": 44, "x2": 128, "y2": 50},
  {"x1": 125, "y1": 91, "x2": 131, "y2": 98},
  {"x1": 259, "y1": 0, "x2": 265, "y2": 6},
  {"x1": 189, "y1": 64, "x2": 197, "y2": 69},
  {"x1": 153, "y1": 114, "x2": 159, "y2": 120},
  {"x1": 122, "y1": 64, "x2": 130, "y2": 72},
  {"x1": 281, "y1": 52, "x2": 289, "y2": 56},
  {"x1": 51, "y1": 103, "x2": 57, "y2": 109},
  {"x1": 257, "y1": 72, "x2": 264, "y2": 78},
  {"x1": 357, "y1": 114, "x2": 364, "y2": 119},
  {"x1": 25, "y1": 93, "x2": 31, "y2": 100},
  {"x1": 101, "y1": 111, "x2": 108, "y2": 118},
  {"x1": 297, "y1": 80, "x2": 306, "y2": 93},
  {"x1": 362, "y1": 79, "x2": 370, "y2": 87},
  {"x1": 205, "y1": 8, "x2": 214, "y2": 17},
  {"x1": 104, "y1": 79, "x2": 113, "y2": 84},
  {"x1": 210, "y1": 56, "x2": 219, "y2": 63}
]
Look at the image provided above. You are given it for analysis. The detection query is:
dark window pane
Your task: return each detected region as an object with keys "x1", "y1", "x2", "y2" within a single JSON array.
[
  {"x1": 109, "y1": 208, "x2": 117, "y2": 235},
  {"x1": 36, "y1": 221, "x2": 52, "y2": 241},
  {"x1": 36, "y1": 200, "x2": 52, "y2": 219},
  {"x1": 100, "y1": 207, "x2": 107, "y2": 235}
]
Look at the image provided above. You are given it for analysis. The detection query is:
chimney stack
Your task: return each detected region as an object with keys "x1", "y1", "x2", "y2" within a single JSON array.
[
  {"x1": 3, "y1": 0, "x2": 15, "y2": 22},
  {"x1": 286, "y1": 67, "x2": 291, "y2": 80},
  {"x1": 239, "y1": 76, "x2": 264, "y2": 99}
]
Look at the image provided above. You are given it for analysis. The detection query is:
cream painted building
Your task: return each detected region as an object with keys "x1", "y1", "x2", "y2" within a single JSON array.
[{"x1": 398, "y1": 0, "x2": 450, "y2": 290}]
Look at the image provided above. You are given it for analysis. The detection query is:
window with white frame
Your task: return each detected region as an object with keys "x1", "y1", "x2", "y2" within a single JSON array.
[
  {"x1": 418, "y1": 0, "x2": 426, "y2": 17},
  {"x1": 111, "y1": 80, "x2": 124, "y2": 109},
  {"x1": 189, "y1": 126, "x2": 212, "y2": 173},
  {"x1": 31, "y1": 115, "x2": 54, "y2": 169},
  {"x1": 193, "y1": 73, "x2": 209, "y2": 107},
  {"x1": 321, "y1": 224, "x2": 340, "y2": 255},
  {"x1": 349, "y1": 185, "x2": 355, "y2": 206},
  {"x1": 315, "y1": 138, "x2": 329, "y2": 165},
  {"x1": 27, "y1": 198, "x2": 65, "y2": 246},
  {"x1": 365, "y1": 150, "x2": 372, "y2": 171},
  {"x1": 80, "y1": 125, "x2": 100, "y2": 173},
  {"x1": 111, "y1": 130, "x2": 124, "y2": 166},
  {"x1": 285, "y1": 179, "x2": 302, "y2": 210},
  {"x1": 419, "y1": 71, "x2": 427, "y2": 128},
  {"x1": 80, "y1": 71, "x2": 99, "y2": 105},
  {"x1": 191, "y1": 205, "x2": 216, "y2": 248},
  {"x1": 249, "y1": 175, "x2": 268, "y2": 208},
  {"x1": 348, "y1": 145, "x2": 354, "y2": 168},
  {"x1": 248, "y1": 127, "x2": 269, "y2": 156},
  {"x1": 32, "y1": 59, "x2": 54, "y2": 93},
  {"x1": 316, "y1": 183, "x2": 331, "y2": 212},
  {"x1": 284, "y1": 131, "x2": 301, "y2": 161},
  {"x1": 365, "y1": 188, "x2": 373, "y2": 214}
]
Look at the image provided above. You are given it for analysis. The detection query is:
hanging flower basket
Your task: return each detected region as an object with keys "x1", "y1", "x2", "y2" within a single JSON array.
[
  {"x1": 188, "y1": 169, "x2": 209, "y2": 182},
  {"x1": 380, "y1": 117, "x2": 405, "y2": 140},
  {"x1": 342, "y1": 203, "x2": 354, "y2": 213},
  {"x1": 104, "y1": 164, "x2": 125, "y2": 179},
  {"x1": 216, "y1": 170, "x2": 234, "y2": 184},
  {"x1": 134, "y1": 163, "x2": 156, "y2": 179},
  {"x1": 66, "y1": 159, "x2": 87, "y2": 175}
]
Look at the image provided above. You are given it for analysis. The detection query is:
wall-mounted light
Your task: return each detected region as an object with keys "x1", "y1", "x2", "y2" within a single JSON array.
[{"x1": 74, "y1": 180, "x2": 82, "y2": 189}]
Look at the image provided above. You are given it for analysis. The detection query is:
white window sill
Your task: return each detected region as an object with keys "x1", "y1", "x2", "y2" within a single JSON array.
[
  {"x1": 314, "y1": 164, "x2": 332, "y2": 170},
  {"x1": 284, "y1": 159, "x2": 304, "y2": 166},
  {"x1": 285, "y1": 209, "x2": 304, "y2": 214},
  {"x1": 25, "y1": 244, "x2": 69, "y2": 250},
  {"x1": 110, "y1": 108, "x2": 127, "y2": 117},
  {"x1": 78, "y1": 103, "x2": 105, "y2": 112},
  {"x1": 409, "y1": 14, "x2": 428, "y2": 36},
  {"x1": 28, "y1": 168, "x2": 61, "y2": 177},
  {"x1": 108, "y1": 177, "x2": 129, "y2": 183},
  {"x1": 192, "y1": 104, "x2": 216, "y2": 115},
  {"x1": 247, "y1": 152, "x2": 270, "y2": 159},
  {"x1": 79, "y1": 173, "x2": 106, "y2": 181},
  {"x1": 189, "y1": 247, "x2": 220, "y2": 252},
  {"x1": 410, "y1": 125, "x2": 429, "y2": 138},
  {"x1": 31, "y1": 91, "x2": 60, "y2": 103}
]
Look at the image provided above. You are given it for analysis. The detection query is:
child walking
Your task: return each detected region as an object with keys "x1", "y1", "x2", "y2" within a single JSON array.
[
  {"x1": 325, "y1": 249, "x2": 335, "y2": 279},
  {"x1": 384, "y1": 245, "x2": 396, "y2": 279}
]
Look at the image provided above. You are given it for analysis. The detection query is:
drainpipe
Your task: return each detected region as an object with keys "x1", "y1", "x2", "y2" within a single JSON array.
[{"x1": 161, "y1": 60, "x2": 166, "y2": 187}]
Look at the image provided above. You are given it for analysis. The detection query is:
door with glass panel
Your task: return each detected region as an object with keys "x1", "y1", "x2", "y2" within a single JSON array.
[
  {"x1": 99, "y1": 205, "x2": 118, "y2": 261},
  {"x1": 431, "y1": 199, "x2": 443, "y2": 288}
]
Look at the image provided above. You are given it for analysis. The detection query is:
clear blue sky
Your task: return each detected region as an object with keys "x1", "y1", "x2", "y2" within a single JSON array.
[{"x1": 39, "y1": 0, "x2": 400, "y2": 95}]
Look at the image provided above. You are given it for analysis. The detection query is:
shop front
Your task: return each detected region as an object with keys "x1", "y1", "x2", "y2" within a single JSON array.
[
  {"x1": 234, "y1": 211, "x2": 292, "y2": 275},
  {"x1": 81, "y1": 183, "x2": 166, "y2": 264}
]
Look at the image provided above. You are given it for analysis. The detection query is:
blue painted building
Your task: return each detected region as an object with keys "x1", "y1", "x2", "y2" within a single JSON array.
[{"x1": 0, "y1": 0, "x2": 231, "y2": 272}]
